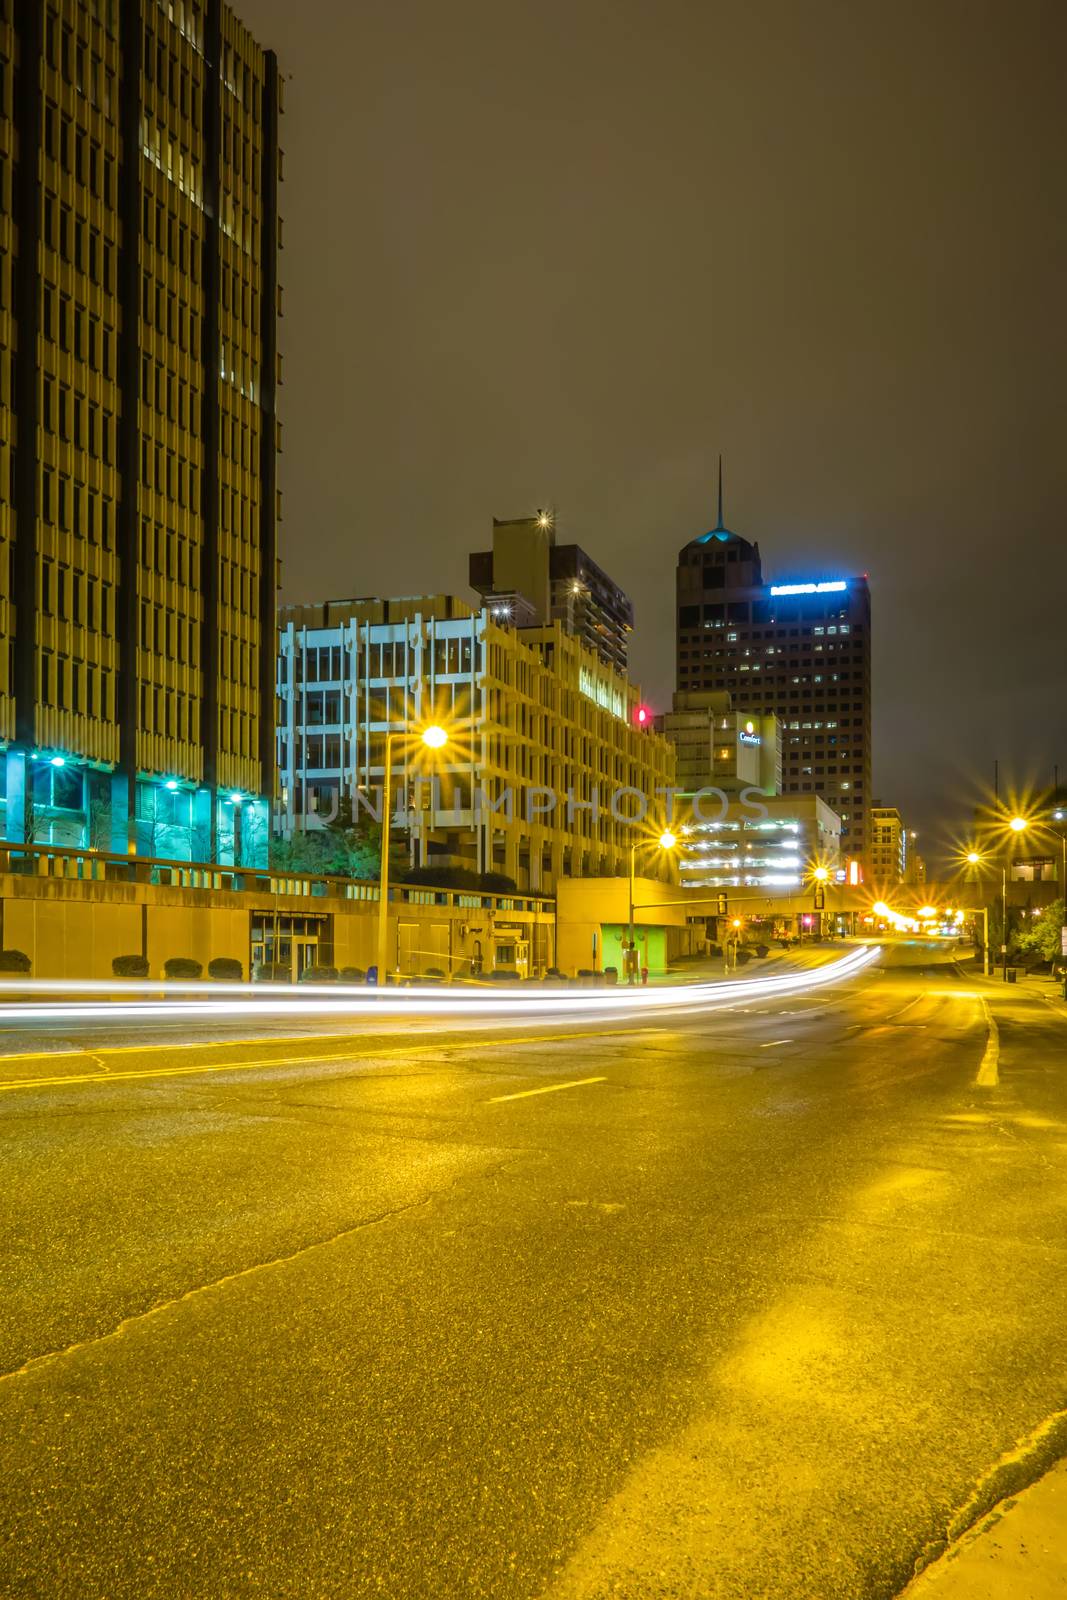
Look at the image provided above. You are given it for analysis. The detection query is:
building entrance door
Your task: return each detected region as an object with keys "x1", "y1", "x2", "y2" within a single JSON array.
[{"x1": 251, "y1": 912, "x2": 332, "y2": 981}]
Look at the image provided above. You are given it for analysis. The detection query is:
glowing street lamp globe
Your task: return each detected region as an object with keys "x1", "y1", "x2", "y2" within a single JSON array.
[
  {"x1": 1009, "y1": 815, "x2": 1028, "y2": 833},
  {"x1": 421, "y1": 725, "x2": 448, "y2": 750},
  {"x1": 872, "y1": 901, "x2": 891, "y2": 917},
  {"x1": 658, "y1": 829, "x2": 677, "y2": 851}
]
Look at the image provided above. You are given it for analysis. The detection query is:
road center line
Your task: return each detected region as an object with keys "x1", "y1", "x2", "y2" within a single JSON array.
[
  {"x1": 760, "y1": 1039, "x2": 794, "y2": 1048},
  {"x1": 0, "y1": 1031, "x2": 655, "y2": 1095},
  {"x1": 976, "y1": 998, "x2": 1000, "y2": 1087},
  {"x1": 488, "y1": 1077, "x2": 607, "y2": 1104}
]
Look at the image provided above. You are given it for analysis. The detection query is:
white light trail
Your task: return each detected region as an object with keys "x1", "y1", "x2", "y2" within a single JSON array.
[{"x1": 0, "y1": 947, "x2": 879, "y2": 1026}]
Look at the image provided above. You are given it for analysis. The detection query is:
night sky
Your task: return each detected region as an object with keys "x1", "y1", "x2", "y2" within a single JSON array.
[{"x1": 239, "y1": 0, "x2": 1064, "y2": 855}]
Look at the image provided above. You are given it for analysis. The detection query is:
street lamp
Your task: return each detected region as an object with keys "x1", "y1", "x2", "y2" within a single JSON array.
[
  {"x1": 375, "y1": 723, "x2": 449, "y2": 985},
  {"x1": 627, "y1": 829, "x2": 676, "y2": 984}
]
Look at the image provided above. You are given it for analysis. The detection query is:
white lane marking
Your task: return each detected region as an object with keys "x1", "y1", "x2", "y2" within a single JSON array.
[
  {"x1": 760, "y1": 1039, "x2": 794, "y2": 1048},
  {"x1": 488, "y1": 1076, "x2": 606, "y2": 1104},
  {"x1": 976, "y1": 999, "x2": 1000, "y2": 1087}
]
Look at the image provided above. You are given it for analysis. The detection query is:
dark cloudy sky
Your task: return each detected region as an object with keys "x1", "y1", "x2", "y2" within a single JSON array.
[{"x1": 240, "y1": 0, "x2": 1064, "y2": 851}]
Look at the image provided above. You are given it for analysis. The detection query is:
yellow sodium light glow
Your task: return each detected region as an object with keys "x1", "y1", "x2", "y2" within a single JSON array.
[
  {"x1": 421, "y1": 724, "x2": 448, "y2": 750},
  {"x1": 659, "y1": 829, "x2": 677, "y2": 850}
]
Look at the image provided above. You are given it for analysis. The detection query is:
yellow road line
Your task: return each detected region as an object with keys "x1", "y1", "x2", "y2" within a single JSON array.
[
  {"x1": 488, "y1": 1077, "x2": 607, "y2": 1104},
  {"x1": 976, "y1": 999, "x2": 1000, "y2": 1087},
  {"x1": 0, "y1": 1027, "x2": 668, "y2": 1095}
]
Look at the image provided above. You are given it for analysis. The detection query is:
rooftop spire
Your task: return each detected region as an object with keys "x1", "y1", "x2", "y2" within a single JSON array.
[{"x1": 716, "y1": 454, "x2": 724, "y2": 530}]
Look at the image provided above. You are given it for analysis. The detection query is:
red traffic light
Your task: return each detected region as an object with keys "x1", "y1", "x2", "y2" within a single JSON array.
[{"x1": 635, "y1": 705, "x2": 652, "y2": 727}]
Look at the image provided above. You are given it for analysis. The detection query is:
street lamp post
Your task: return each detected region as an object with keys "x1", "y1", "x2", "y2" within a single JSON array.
[
  {"x1": 627, "y1": 830, "x2": 676, "y2": 984},
  {"x1": 375, "y1": 724, "x2": 448, "y2": 986}
]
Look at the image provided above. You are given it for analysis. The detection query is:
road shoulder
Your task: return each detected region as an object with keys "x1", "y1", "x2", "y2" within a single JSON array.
[{"x1": 904, "y1": 1458, "x2": 1067, "y2": 1597}]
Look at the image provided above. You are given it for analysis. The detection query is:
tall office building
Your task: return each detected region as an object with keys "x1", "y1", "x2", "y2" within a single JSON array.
[
  {"x1": 675, "y1": 492, "x2": 871, "y2": 864},
  {"x1": 0, "y1": 0, "x2": 280, "y2": 863},
  {"x1": 869, "y1": 803, "x2": 906, "y2": 884},
  {"x1": 469, "y1": 513, "x2": 634, "y2": 674}
]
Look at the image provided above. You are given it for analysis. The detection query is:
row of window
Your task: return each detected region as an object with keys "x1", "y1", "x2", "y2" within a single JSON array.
[
  {"x1": 143, "y1": 22, "x2": 203, "y2": 126},
  {"x1": 44, "y1": 14, "x2": 115, "y2": 116},
  {"x1": 141, "y1": 273, "x2": 200, "y2": 353},
  {"x1": 42, "y1": 194, "x2": 117, "y2": 291},
  {"x1": 39, "y1": 650, "x2": 112, "y2": 719},
  {"x1": 42, "y1": 379, "x2": 115, "y2": 464},
  {"x1": 140, "y1": 436, "x2": 198, "y2": 509},
  {"x1": 41, "y1": 471, "x2": 116, "y2": 548},
  {"x1": 142, "y1": 356, "x2": 200, "y2": 434},
  {"x1": 143, "y1": 186, "x2": 201, "y2": 281},
  {"x1": 41, "y1": 285, "x2": 116, "y2": 377},
  {"x1": 40, "y1": 559, "x2": 115, "y2": 633},
  {"x1": 139, "y1": 598, "x2": 196, "y2": 663}
]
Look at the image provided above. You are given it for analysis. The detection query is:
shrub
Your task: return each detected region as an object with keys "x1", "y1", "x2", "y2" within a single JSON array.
[
  {"x1": 420, "y1": 967, "x2": 446, "y2": 980},
  {"x1": 254, "y1": 961, "x2": 293, "y2": 983},
  {"x1": 753, "y1": 944, "x2": 770, "y2": 958},
  {"x1": 163, "y1": 957, "x2": 202, "y2": 980},
  {"x1": 479, "y1": 870, "x2": 518, "y2": 895},
  {"x1": 299, "y1": 964, "x2": 339, "y2": 983},
  {"x1": 488, "y1": 968, "x2": 520, "y2": 982},
  {"x1": 208, "y1": 957, "x2": 243, "y2": 981},
  {"x1": 112, "y1": 954, "x2": 149, "y2": 978},
  {"x1": 339, "y1": 966, "x2": 366, "y2": 984},
  {"x1": 735, "y1": 948, "x2": 752, "y2": 965},
  {"x1": 0, "y1": 949, "x2": 31, "y2": 974}
]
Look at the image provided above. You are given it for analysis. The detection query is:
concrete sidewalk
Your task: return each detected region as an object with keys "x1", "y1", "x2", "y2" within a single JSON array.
[
  {"x1": 904, "y1": 1460, "x2": 1067, "y2": 1596},
  {"x1": 958, "y1": 959, "x2": 1067, "y2": 1010}
]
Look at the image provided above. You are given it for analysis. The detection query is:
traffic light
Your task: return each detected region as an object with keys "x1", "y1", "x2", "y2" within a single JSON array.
[
  {"x1": 717, "y1": 892, "x2": 728, "y2": 917},
  {"x1": 813, "y1": 885, "x2": 825, "y2": 911}
]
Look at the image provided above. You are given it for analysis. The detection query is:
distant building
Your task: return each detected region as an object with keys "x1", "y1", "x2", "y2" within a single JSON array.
[
  {"x1": 0, "y1": 2, "x2": 280, "y2": 865},
  {"x1": 656, "y1": 689, "x2": 781, "y2": 796},
  {"x1": 469, "y1": 513, "x2": 633, "y2": 674},
  {"x1": 870, "y1": 804, "x2": 907, "y2": 884},
  {"x1": 674, "y1": 476, "x2": 871, "y2": 867},
  {"x1": 676, "y1": 794, "x2": 842, "y2": 894},
  {"x1": 276, "y1": 595, "x2": 673, "y2": 895}
]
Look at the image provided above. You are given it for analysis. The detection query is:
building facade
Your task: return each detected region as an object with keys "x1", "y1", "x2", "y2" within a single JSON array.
[
  {"x1": 276, "y1": 595, "x2": 674, "y2": 895},
  {"x1": 869, "y1": 804, "x2": 906, "y2": 884},
  {"x1": 675, "y1": 794, "x2": 842, "y2": 895},
  {"x1": 656, "y1": 689, "x2": 781, "y2": 796},
  {"x1": 469, "y1": 513, "x2": 634, "y2": 674},
  {"x1": 0, "y1": 0, "x2": 279, "y2": 863},
  {"x1": 675, "y1": 511, "x2": 871, "y2": 867}
]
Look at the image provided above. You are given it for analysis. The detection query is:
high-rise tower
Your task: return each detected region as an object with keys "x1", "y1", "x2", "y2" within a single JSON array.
[
  {"x1": 0, "y1": 0, "x2": 280, "y2": 863},
  {"x1": 674, "y1": 485, "x2": 871, "y2": 865}
]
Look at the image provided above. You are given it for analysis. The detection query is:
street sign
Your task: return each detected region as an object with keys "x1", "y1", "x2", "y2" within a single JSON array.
[{"x1": 1061, "y1": 926, "x2": 1067, "y2": 958}]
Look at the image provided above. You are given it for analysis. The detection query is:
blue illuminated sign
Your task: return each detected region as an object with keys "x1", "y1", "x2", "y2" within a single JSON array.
[{"x1": 769, "y1": 581, "x2": 848, "y2": 596}]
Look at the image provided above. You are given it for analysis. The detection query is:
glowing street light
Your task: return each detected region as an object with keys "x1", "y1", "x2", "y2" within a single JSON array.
[
  {"x1": 872, "y1": 901, "x2": 892, "y2": 918},
  {"x1": 376, "y1": 723, "x2": 451, "y2": 985},
  {"x1": 1009, "y1": 815, "x2": 1029, "y2": 833},
  {"x1": 812, "y1": 866, "x2": 830, "y2": 882},
  {"x1": 628, "y1": 828, "x2": 677, "y2": 984}
]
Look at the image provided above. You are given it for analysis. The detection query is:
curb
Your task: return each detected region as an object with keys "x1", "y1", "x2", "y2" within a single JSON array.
[{"x1": 902, "y1": 1408, "x2": 1067, "y2": 1590}]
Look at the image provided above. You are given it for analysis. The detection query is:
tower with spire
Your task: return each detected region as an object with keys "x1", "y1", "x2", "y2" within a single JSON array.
[{"x1": 671, "y1": 463, "x2": 872, "y2": 868}]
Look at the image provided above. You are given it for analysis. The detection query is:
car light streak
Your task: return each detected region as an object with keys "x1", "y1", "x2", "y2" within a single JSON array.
[{"x1": 0, "y1": 947, "x2": 879, "y2": 1026}]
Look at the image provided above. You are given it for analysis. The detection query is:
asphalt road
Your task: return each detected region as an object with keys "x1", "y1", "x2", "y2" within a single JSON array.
[{"x1": 1, "y1": 943, "x2": 1065, "y2": 1599}]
